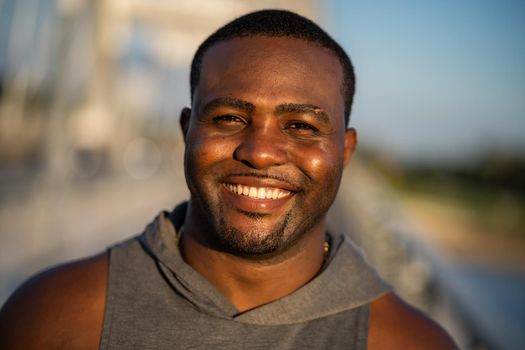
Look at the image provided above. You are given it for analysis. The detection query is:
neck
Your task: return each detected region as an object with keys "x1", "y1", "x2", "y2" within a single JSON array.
[{"x1": 179, "y1": 219, "x2": 327, "y2": 312}]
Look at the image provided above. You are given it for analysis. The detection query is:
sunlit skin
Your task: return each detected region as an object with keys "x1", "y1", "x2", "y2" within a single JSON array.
[
  {"x1": 179, "y1": 36, "x2": 356, "y2": 311},
  {"x1": 0, "y1": 35, "x2": 458, "y2": 350}
]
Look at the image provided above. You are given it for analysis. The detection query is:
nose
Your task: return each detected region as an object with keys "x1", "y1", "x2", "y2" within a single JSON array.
[{"x1": 233, "y1": 123, "x2": 287, "y2": 169}]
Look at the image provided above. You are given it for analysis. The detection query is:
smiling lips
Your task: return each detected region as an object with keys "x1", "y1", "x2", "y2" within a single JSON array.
[{"x1": 223, "y1": 183, "x2": 292, "y2": 200}]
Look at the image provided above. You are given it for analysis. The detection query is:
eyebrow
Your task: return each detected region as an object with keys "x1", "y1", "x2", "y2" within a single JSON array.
[
  {"x1": 201, "y1": 98, "x2": 330, "y2": 124},
  {"x1": 201, "y1": 97, "x2": 255, "y2": 115},
  {"x1": 275, "y1": 103, "x2": 330, "y2": 124}
]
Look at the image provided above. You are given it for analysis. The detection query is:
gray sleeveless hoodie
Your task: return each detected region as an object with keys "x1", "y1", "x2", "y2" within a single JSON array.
[{"x1": 100, "y1": 203, "x2": 390, "y2": 349}]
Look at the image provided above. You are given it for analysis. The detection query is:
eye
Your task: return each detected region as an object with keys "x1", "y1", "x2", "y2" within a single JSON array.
[
  {"x1": 213, "y1": 114, "x2": 242, "y2": 123},
  {"x1": 210, "y1": 114, "x2": 247, "y2": 132},
  {"x1": 213, "y1": 114, "x2": 245, "y2": 124},
  {"x1": 287, "y1": 121, "x2": 319, "y2": 134}
]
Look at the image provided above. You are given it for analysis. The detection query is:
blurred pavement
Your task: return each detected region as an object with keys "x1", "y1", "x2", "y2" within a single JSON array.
[{"x1": 0, "y1": 170, "x2": 189, "y2": 304}]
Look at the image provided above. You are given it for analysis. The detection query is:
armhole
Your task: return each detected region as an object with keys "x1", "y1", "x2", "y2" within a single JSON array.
[
  {"x1": 356, "y1": 304, "x2": 370, "y2": 350},
  {"x1": 99, "y1": 248, "x2": 115, "y2": 350}
]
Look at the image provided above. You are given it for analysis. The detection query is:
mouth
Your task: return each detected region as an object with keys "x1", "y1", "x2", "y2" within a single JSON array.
[{"x1": 222, "y1": 183, "x2": 293, "y2": 200}]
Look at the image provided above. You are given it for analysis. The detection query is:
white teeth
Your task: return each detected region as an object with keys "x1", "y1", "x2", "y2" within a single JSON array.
[{"x1": 224, "y1": 184, "x2": 291, "y2": 200}]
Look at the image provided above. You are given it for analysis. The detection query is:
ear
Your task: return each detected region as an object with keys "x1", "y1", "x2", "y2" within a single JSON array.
[
  {"x1": 343, "y1": 127, "x2": 357, "y2": 166},
  {"x1": 180, "y1": 107, "x2": 191, "y2": 142}
]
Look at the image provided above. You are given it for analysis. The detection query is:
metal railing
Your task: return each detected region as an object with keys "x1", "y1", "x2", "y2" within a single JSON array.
[{"x1": 328, "y1": 160, "x2": 502, "y2": 350}]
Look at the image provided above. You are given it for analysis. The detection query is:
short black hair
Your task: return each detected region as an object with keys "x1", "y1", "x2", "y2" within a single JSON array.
[{"x1": 190, "y1": 9, "x2": 355, "y2": 126}]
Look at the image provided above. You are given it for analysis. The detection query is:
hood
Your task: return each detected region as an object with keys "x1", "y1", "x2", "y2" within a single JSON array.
[{"x1": 140, "y1": 202, "x2": 391, "y2": 326}]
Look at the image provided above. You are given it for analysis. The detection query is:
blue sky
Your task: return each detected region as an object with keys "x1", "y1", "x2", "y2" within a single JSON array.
[{"x1": 326, "y1": 0, "x2": 525, "y2": 163}]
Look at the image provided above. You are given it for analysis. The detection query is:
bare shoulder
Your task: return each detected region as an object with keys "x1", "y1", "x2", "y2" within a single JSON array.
[
  {"x1": 0, "y1": 252, "x2": 108, "y2": 349},
  {"x1": 368, "y1": 292, "x2": 458, "y2": 350}
]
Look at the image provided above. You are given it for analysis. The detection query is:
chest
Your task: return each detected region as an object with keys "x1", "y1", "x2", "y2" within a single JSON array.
[{"x1": 101, "y1": 298, "x2": 368, "y2": 350}]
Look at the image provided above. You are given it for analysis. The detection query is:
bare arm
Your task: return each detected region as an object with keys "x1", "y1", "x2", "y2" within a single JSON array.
[
  {"x1": 368, "y1": 292, "x2": 458, "y2": 350},
  {"x1": 0, "y1": 253, "x2": 108, "y2": 350}
]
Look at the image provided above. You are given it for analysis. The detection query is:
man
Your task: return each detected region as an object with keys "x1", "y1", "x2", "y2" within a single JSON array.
[{"x1": 0, "y1": 10, "x2": 457, "y2": 349}]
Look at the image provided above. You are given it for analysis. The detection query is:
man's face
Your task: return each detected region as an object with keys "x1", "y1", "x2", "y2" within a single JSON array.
[{"x1": 181, "y1": 36, "x2": 356, "y2": 257}]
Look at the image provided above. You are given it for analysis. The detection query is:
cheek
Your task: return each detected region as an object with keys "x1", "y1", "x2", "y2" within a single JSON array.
[
  {"x1": 300, "y1": 144, "x2": 343, "y2": 181},
  {"x1": 186, "y1": 139, "x2": 212, "y2": 166},
  {"x1": 184, "y1": 137, "x2": 221, "y2": 198},
  {"x1": 185, "y1": 133, "x2": 235, "y2": 174},
  {"x1": 184, "y1": 136, "x2": 212, "y2": 184},
  {"x1": 309, "y1": 157, "x2": 322, "y2": 169}
]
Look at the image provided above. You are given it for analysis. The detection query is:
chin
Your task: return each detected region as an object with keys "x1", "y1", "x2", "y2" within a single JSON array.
[{"x1": 214, "y1": 211, "x2": 292, "y2": 257}]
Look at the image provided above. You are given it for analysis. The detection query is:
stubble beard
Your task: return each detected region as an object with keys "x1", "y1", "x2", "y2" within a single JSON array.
[
  {"x1": 216, "y1": 205, "x2": 292, "y2": 256},
  {"x1": 188, "y1": 176, "x2": 341, "y2": 259},
  {"x1": 186, "y1": 160, "x2": 343, "y2": 259},
  {"x1": 198, "y1": 196, "x2": 330, "y2": 259}
]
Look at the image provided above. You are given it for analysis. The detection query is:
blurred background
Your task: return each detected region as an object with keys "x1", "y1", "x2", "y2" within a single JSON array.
[{"x1": 0, "y1": 0, "x2": 523, "y2": 349}]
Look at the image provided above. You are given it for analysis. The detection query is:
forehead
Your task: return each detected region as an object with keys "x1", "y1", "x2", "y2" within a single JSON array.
[{"x1": 195, "y1": 36, "x2": 345, "y2": 122}]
